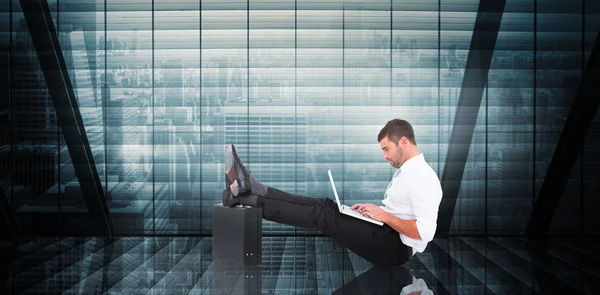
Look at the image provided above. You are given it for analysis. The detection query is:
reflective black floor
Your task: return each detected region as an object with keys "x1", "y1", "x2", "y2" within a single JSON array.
[{"x1": 0, "y1": 237, "x2": 597, "y2": 294}]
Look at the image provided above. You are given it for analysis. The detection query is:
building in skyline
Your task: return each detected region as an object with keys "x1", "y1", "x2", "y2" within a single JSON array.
[{"x1": 0, "y1": 145, "x2": 58, "y2": 200}]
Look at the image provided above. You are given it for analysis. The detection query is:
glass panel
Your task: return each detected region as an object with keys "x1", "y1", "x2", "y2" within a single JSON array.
[
  {"x1": 9, "y1": 1, "x2": 62, "y2": 234},
  {"x1": 106, "y1": 0, "x2": 153, "y2": 234},
  {"x1": 487, "y1": 0, "x2": 534, "y2": 234},
  {"x1": 342, "y1": 6, "x2": 391, "y2": 214},
  {"x1": 296, "y1": 1, "x2": 344, "y2": 234},
  {"x1": 249, "y1": 1, "x2": 296, "y2": 234},
  {"x1": 536, "y1": 0, "x2": 583, "y2": 234},
  {"x1": 583, "y1": 0, "x2": 600, "y2": 235},
  {"x1": 440, "y1": 0, "x2": 482, "y2": 234},
  {"x1": 0, "y1": 0, "x2": 9, "y2": 210},
  {"x1": 202, "y1": 0, "x2": 249, "y2": 234},
  {"x1": 154, "y1": 0, "x2": 201, "y2": 234}
]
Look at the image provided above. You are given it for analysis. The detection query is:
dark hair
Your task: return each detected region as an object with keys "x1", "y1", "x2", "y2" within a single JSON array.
[{"x1": 377, "y1": 119, "x2": 417, "y2": 145}]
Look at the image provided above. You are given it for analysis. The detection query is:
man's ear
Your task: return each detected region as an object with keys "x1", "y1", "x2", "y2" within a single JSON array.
[{"x1": 400, "y1": 136, "x2": 407, "y2": 145}]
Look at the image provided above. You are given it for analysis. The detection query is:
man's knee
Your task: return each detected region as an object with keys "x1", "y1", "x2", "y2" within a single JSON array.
[
  {"x1": 323, "y1": 198, "x2": 337, "y2": 210},
  {"x1": 313, "y1": 200, "x2": 339, "y2": 233}
]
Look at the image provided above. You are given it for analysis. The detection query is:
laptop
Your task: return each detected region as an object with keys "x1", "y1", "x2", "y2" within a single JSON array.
[{"x1": 328, "y1": 170, "x2": 384, "y2": 226}]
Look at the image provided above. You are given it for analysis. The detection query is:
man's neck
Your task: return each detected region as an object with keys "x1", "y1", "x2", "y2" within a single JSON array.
[
  {"x1": 398, "y1": 147, "x2": 421, "y2": 168},
  {"x1": 405, "y1": 146, "x2": 420, "y2": 161}
]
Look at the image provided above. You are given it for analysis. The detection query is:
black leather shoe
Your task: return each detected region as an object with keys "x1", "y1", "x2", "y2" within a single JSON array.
[
  {"x1": 222, "y1": 189, "x2": 240, "y2": 207},
  {"x1": 222, "y1": 189, "x2": 259, "y2": 207},
  {"x1": 225, "y1": 144, "x2": 252, "y2": 196}
]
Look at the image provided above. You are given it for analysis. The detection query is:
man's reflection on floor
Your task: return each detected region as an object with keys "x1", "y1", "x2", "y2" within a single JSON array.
[
  {"x1": 332, "y1": 264, "x2": 433, "y2": 295},
  {"x1": 208, "y1": 258, "x2": 432, "y2": 295}
]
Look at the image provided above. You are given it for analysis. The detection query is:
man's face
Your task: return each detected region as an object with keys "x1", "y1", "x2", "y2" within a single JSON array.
[{"x1": 379, "y1": 136, "x2": 404, "y2": 169}]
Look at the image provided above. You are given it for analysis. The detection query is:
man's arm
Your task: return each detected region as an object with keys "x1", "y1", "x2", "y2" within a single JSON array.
[
  {"x1": 382, "y1": 214, "x2": 421, "y2": 240},
  {"x1": 350, "y1": 203, "x2": 422, "y2": 240}
]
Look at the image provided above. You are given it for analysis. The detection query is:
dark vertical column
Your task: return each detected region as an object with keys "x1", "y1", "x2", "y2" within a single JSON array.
[{"x1": 435, "y1": 0, "x2": 506, "y2": 237}]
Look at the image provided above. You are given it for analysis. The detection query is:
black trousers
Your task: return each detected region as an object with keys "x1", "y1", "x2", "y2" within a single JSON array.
[{"x1": 257, "y1": 187, "x2": 412, "y2": 266}]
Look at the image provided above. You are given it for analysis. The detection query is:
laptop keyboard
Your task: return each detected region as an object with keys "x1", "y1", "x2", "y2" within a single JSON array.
[{"x1": 341, "y1": 206, "x2": 367, "y2": 218}]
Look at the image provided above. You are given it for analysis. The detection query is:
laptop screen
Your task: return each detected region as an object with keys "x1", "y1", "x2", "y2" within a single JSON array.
[{"x1": 327, "y1": 170, "x2": 342, "y2": 211}]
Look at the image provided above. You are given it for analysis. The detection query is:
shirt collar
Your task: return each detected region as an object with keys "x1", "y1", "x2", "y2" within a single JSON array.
[{"x1": 398, "y1": 153, "x2": 424, "y2": 172}]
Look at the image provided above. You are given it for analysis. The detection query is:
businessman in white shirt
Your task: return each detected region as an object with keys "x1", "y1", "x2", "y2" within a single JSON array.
[{"x1": 224, "y1": 119, "x2": 443, "y2": 265}]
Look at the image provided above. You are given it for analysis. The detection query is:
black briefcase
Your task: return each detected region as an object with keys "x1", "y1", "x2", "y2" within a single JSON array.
[
  {"x1": 212, "y1": 203, "x2": 262, "y2": 266},
  {"x1": 211, "y1": 258, "x2": 262, "y2": 294}
]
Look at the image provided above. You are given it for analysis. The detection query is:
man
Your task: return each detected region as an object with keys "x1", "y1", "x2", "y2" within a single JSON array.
[{"x1": 223, "y1": 119, "x2": 443, "y2": 266}]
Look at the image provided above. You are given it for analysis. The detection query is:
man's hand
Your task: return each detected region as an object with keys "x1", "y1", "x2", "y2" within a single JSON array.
[
  {"x1": 350, "y1": 203, "x2": 390, "y2": 223},
  {"x1": 352, "y1": 203, "x2": 422, "y2": 240}
]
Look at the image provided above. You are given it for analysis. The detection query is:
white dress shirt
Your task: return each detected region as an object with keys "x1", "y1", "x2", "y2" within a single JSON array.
[{"x1": 380, "y1": 153, "x2": 443, "y2": 254}]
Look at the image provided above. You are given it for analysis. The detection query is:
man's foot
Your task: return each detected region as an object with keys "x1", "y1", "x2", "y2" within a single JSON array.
[
  {"x1": 222, "y1": 189, "x2": 259, "y2": 208},
  {"x1": 222, "y1": 189, "x2": 240, "y2": 207},
  {"x1": 225, "y1": 144, "x2": 252, "y2": 196}
]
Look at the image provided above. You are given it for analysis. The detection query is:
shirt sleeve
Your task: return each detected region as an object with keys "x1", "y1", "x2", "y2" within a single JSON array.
[{"x1": 408, "y1": 172, "x2": 443, "y2": 242}]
